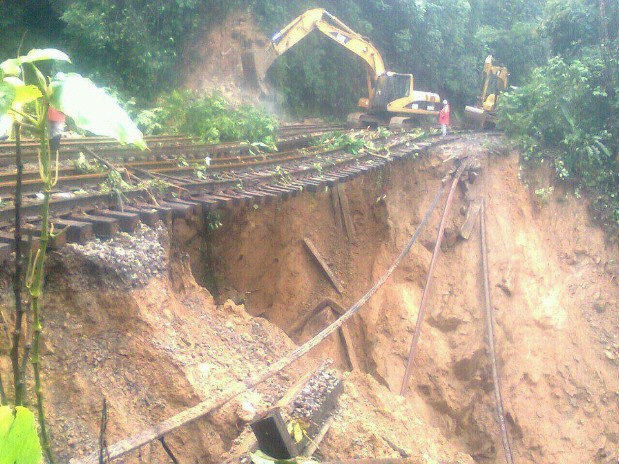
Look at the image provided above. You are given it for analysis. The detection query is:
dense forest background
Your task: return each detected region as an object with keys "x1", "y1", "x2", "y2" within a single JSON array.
[
  {"x1": 1, "y1": 0, "x2": 618, "y2": 229},
  {"x1": 0, "y1": 0, "x2": 566, "y2": 112}
]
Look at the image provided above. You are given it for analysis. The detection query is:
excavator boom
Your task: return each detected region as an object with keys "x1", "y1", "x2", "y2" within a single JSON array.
[
  {"x1": 243, "y1": 8, "x2": 385, "y2": 92},
  {"x1": 242, "y1": 8, "x2": 441, "y2": 127}
]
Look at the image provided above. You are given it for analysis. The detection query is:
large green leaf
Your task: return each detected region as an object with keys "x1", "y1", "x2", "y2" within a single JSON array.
[
  {"x1": 0, "y1": 406, "x2": 43, "y2": 464},
  {"x1": 0, "y1": 49, "x2": 70, "y2": 78},
  {"x1": 50, "y1": 73, "x2": 146, "y2": 150},
  {"x1": 0, "y1": 59, "x2": 20, "y2": 77},
  {"x1": 0, "y1": 80, "x2": 17, "y2": 117},
  {"x1": 20, "y1": 49, "x2": 70, "y2": 64},
  {"x1": 4, "y1": 77, "x2": 43, "y2": 106}
]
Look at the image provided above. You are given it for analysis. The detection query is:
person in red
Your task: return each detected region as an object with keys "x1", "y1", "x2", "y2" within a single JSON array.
[
  {"x1": 47, "y1": 105, "x2": 66, "y2": 152},
  {"x1": 439, "y1": 99, "x2": 450, "y2": 136}
]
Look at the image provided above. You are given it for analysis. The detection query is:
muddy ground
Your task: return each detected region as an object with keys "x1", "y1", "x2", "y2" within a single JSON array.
[{"x1": 0, "y1": 133, "x2": 618, "y2": 463}]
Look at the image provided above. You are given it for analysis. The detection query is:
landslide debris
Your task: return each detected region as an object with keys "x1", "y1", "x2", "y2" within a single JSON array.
[{"x1": 3, "y1": 200, "x2": 470, "y2": 463}]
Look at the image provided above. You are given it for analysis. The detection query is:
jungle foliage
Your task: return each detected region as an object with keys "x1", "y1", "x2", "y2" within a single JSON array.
[
  {"x1": 498, "y1": 0, "x2": 619, "y2": 234},
  {"x1": 250, "y1": 0, "x2": 549, "y2": 116},
  {"x1": 136, "y1": 90, "x2": 278, "y2": 144},
  {"x1": 1, "y1": 0, "x2": 548, "y2": 115}
]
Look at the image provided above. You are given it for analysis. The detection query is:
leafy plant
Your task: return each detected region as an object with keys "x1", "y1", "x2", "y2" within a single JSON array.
[
  {"x1": 1, "y1": 47, "x2": 145, "y2": 463},
  {"x1": 534, "y1": 186, "x2": 554, "y2": 205},
  {"x1": 193, "y1": 156, "x2": 212, "y2": 180},
  {"x1": 72, "y1": 153, "x2": 105, "y2": 174},
  {"x1": 206, "y1": 211, "x2": 223, "y2": 230},
  {"x1": 315, "y1": 132, "x2": 365, "y2": 154},
  {"x1": 0, "y1": 406, "x2": 42, "y2": 464},
  {"x1": 275, "y1": 165, "x2": 292, "y2": 184}
]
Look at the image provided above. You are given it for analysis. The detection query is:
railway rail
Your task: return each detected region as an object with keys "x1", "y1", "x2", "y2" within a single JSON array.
[
  {"x1": 0, "y1": 126, "x2": 475, "y2": 260},
  {"x1": 0, "y1": 123, "x2": 345, "y2": 164}
]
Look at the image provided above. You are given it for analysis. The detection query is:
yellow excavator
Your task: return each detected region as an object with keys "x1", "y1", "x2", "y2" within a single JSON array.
[
  {"x1": 464, "y1": 55, "x2": 509, "y2": 129},
  {"x1": 242, "y1": 8, "x2": 442, "y2": 129}
]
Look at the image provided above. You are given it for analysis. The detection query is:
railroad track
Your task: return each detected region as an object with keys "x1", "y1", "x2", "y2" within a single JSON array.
[
  {"x1": 0, "y1": 129, "x2": 471, "y2": 260},
  {"x1": 0, "y1": 123, "x2": 346, "y2": 165}
]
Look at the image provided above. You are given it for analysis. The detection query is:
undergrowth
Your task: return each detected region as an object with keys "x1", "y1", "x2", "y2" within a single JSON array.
[
  {"x1": 314, "y1": 131, "x2": 365, "y2": 154},
  {"x1": 499, "y1": 55, "x2": 619, "y2": 237},
  {"x1": 135, "y1": 90, "x2": 278, "y2": 145}
]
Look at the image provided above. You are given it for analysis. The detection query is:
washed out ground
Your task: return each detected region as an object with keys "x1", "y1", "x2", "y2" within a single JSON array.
[{"x1": 0, "y1": 133, "x2": 617, "y2": 463}]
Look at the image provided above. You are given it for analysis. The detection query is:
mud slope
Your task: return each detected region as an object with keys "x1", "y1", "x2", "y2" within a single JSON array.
[
  {"x1": 0, "y1": 195, "x2": 472, "y2": 462},
  {"x1": 0, "y1": 133, "x2": 617, "y2": 463},
  {"x1": 199, "y1": 133, "x2": 619, "y2": 463}
]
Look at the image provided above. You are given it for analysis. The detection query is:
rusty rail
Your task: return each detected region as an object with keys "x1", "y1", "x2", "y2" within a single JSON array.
[
  {"x1": 480, "y1": 199, "x2": 514, "y2": 464},
  {"x1": 400, "y1": 158, "x2": 472, "y2": 396}
]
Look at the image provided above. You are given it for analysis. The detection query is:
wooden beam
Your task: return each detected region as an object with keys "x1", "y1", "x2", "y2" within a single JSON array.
[
  {"x1": 337, "y1": 184, "x2": 355, "y2": 242},
  {"x1": 459, "y1": 199, "x2": 482, "y2": 240},
  {"x1": 324, "y1": 299, "x2": 360, "y2": 371},
  {"x1": 303, "y1": 237, "x2": 344, "y2": 294},
  {"x1": 331, "y1": 186, "x2": 343, "y2": 232}
]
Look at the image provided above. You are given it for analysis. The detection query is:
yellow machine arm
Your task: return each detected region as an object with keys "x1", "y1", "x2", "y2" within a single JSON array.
[
  {"x1": 270, "y1": 8, "x2": 386, "y2": 77},
  {"x1": 480, "y1": 55, "x2": 509, "y2": 112},
  {"x1": 242, "y1": 8, "x2": 442, "y2": 125},
  {"x1": 243, "y1": 8, "x2": 386, "y2": 94}
]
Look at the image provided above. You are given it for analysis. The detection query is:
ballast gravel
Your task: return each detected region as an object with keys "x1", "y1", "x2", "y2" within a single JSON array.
[{"x1": 60, "y1": 222, "x2": 168, "y2": 288}]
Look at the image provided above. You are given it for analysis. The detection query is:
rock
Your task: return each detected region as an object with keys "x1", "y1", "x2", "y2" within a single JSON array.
[
  {"x1": 594, "y1": 302, "x2": 606, "y2": 314},
  {"x1": 237, "y1": 401, "x2": 257, "y2": 422}
]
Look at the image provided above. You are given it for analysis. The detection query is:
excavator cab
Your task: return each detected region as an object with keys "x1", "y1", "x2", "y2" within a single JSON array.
[{"x1": 370, "y1": 74, "x2": 411, "y2": 112}]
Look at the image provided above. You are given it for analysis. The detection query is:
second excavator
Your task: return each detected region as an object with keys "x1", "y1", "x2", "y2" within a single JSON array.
[
  {"x1": 242, "y1": 8, "x2": 442, "y2": 129},
  {"x1": 464, "y1": 55, "x2": 509, "y2": 129}
]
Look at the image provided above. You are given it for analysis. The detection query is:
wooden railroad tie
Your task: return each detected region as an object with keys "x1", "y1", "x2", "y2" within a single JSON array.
[
  {"x1": 336, "y1": 183, "x2": 356, "y2": 242},
  {"x1": 69, "y1": 213, "x2": 120, "y2": 238},
  {"x1": 459, "y1": 198, "x2": 482, "y2": 240},
  {"x1": 303, "y1": 237, "x2": 344, "y2": 294},
  {"x1": 250, "y1": 366, "x2": 343, "y2": 460}
]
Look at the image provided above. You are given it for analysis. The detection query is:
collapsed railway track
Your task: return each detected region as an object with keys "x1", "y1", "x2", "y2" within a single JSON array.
[{"x1": 0, "y1": 125, "x2": 469, "y2": 260}]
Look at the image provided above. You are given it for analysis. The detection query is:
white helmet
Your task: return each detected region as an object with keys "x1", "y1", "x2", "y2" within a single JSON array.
[{"x1": 443, "y1": 100, "x2": 448, "y2": 105}]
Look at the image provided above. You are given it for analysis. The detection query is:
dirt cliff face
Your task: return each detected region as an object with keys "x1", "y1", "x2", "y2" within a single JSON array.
[
  {"x1": 195, "y1": 133, "x2": 619, "y2": 463},
  {"x1": 1, "y1": 133, "x2": 617, "y2": 463}
]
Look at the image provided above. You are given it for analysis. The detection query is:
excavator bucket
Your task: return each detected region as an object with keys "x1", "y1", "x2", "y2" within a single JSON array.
[
  {"x1": 241, "y1": 49, "x2": 261, "y2": 89},
  {"x1": 241, "y1": 46, "x2": 278, "y2": 95},
  {"x1": 464, "y1": 105, "x2": 488, "y2": 129}
]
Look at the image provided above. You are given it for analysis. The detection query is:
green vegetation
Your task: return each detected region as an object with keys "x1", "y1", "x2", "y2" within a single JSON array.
[
  {"x1": 139, "y1": 90, "x2": 277, "y2": 144},
  {"x1": 1, "y1": 47, "x2": 145, "y2": 462},
  {"x1": 315, "y1": 132, "x2": 365, "y2": 154},
  {"x1": 498, "y1": 0, "x2": 619, "y2": 234},
  {"x1": 0, "y1": 406, "x2": 42, "y2": 464}
]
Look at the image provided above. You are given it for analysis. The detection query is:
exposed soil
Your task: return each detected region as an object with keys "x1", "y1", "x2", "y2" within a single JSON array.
[
  {"x1": 182, "y1": 10, "x2": 266, "y2": 105},
  {"x1": 187, "y1": 133, "x2": 619, "y2": 463},
  {"x1": 0, "y1": 133, "x2": 618, "y2": 463}
]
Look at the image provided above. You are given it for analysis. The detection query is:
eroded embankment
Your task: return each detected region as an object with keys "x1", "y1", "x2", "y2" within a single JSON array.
[
  {"x1": 185, "y1": 134, "x2": 619, "y2": 463},
  {"x1": 1, "y1": 133, "x2": 617, "y2": 463}
]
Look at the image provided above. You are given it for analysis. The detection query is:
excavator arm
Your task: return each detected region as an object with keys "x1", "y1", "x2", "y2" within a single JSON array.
[
  {"x1": 242, "y1": 8, "x2": 442, "y2": 127},
  {"x1": 480, "y1": 55, "x2": 509, "y2": 111},
  {"x1": 243, "y1": 8, "x2": 385, "y2": 93},
  {"x1": 270, "y1": 8, "x2": 386, "y2": 76},
  {"x1": 465, "y1": 55, "x2": 510, "y2": 128}
]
